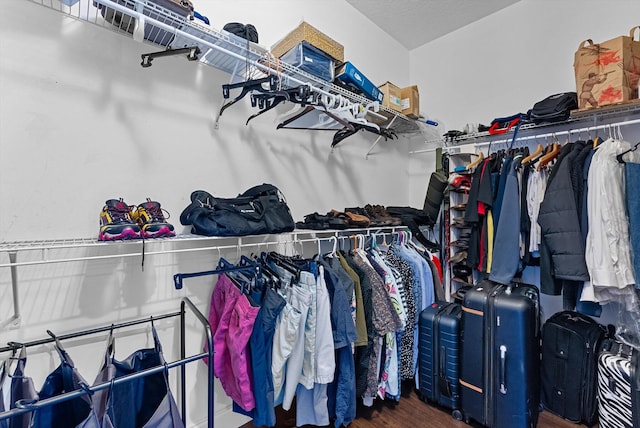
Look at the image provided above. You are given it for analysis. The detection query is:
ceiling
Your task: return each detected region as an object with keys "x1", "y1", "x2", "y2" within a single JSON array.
[{"x1": 346, "y1": 0, "x2": 521, "y2": 50}]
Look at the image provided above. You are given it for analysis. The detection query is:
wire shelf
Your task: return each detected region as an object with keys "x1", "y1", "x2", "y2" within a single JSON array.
[{"x1": 28, "y1": 0, "x2": 418, "y2": 133}]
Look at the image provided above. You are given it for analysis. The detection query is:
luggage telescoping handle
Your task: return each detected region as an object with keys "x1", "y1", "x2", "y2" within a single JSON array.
[{"x1": 499, "y1": 345, "x2": 507, "y2": 395}]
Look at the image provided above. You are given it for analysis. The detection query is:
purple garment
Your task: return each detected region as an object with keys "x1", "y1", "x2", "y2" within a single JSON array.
[{"x1": 226, "y1": 293, "x2": 260, "y2": 411}]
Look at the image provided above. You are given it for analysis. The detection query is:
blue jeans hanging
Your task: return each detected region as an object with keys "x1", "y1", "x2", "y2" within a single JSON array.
[{"x1": 625, "y1": 162, "x2": 640, "y2": 288}]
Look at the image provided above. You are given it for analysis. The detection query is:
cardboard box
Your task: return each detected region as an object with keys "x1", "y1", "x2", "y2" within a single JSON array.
[
  {"x1": 401, "y1": 85, "x2": 420, "y2": 119},
  {"x1": 335, "y1": 62, "x2": 384, "y2": 103},
  {"x1": 378, "y1": 81, "x2": 402, "y2": 112},
  {"x1": 271, "y1": 21, "x2": 344, "y2": 64},
  {"x1": 280, "y1": 41, "x2": 335, "y2": 82},
  {"x1": 574, "y1": 27, "x2": 640, "y2": 110}
]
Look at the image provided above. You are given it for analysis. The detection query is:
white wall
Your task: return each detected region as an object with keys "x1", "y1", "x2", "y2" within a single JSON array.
[
  {"x1": 409, "y1": 0, "x2": 640, "y2": 132},
  {"x1": 0, "y1": 1, "x2": 412, "y2": 427}
]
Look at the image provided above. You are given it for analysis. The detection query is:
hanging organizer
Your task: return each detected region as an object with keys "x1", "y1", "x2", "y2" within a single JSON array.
[{"x1": 0, "y1": 297, "x2": 214, "y2": 428}]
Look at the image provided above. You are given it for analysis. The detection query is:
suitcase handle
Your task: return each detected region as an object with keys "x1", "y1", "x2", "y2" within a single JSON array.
[
  {"x1": 438, "y1": 345, "x2": 453, "y2": 398},
  {"x1": 499, "y1": 345, "x2": 507, "y2": 394}
]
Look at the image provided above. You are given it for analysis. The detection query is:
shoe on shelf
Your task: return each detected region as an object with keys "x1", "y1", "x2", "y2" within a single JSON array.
[
  {"x1": 99, "y1": 198, "x2": 142, "y2": 241},
  {"x1": 373, "y1": 205, "x2": 402, "y2": 226},
  {"x1": 363, "y1": 204, "x2": 394, "y2": 227},
  {"x1": 131, "y1": 198, "x2": 176, "y2": 238},
  {"x1": 450, "y1": 250, "x2": 467, "y2": 264},
  {"x1": 329, "y1": 210, "x2": 370, "y2": 228}
]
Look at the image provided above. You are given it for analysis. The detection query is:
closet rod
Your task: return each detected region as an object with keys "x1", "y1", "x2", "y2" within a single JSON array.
[
  {"x1": 409, "y1": 117, "x2": 640, "y2": 155},
  {"x1": 471, "y1": 117, "x2": 640, "y2": 149},
  {"x1": 0, "y1": 311, "x2": 180, "y2": 353}
]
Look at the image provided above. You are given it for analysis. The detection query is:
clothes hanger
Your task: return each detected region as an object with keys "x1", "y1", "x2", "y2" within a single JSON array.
[
  {"x1": 331, "y1": 122, "x2": 397, "y2": 148},
  {"x1": 219, "y1": 74, "x2": 279, "y2": 117},
  {"x1": 616, "y1": 141, "x2": 640, "y2": 164},
  {"x1": 465, "y1": 151, "x2": 484, "y2": 170},
  {"x1": 521, "y1": 143, "x2": 543, "y2": 165},
  {"x1": 537, "y1": 142, "x2": 561, "y2": 171},
  {"x1": 276, "y1": 100, "x2": 357, "y2": 132},
  {"x1": 245, "y1": 85, "x2": 317, "y2": 125}
]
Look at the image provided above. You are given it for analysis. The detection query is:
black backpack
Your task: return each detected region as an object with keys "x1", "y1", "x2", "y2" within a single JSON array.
[
  {"x1": 529, "y1": 92, "x2": 578, "y2": 124},
  {"x1": 222, "y1": 22, "x2": 259, "y2": 43}
]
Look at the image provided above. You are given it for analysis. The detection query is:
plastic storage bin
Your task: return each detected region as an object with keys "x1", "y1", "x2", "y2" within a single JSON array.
[{"x1": 280, "y1": 41, "x2": 335, "y2": 82}]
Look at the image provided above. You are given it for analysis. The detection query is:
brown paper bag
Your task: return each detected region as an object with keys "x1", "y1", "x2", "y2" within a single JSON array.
[{"x1": 574, "y1": 26, "x2": 640, "y2": 110}]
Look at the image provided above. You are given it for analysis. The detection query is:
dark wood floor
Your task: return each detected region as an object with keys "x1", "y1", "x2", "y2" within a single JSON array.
[{"x1": 241, "y1": 387, "x2": 591, "y2": 427}]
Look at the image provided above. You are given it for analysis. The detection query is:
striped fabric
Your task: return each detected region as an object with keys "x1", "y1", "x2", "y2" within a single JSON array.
[{"x1": 597, "y1": 344, "x2": 634, "y2": 428}]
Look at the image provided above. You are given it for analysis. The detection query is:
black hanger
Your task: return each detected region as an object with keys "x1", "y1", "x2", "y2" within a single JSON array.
[
  {"x1": 245, "y1": 85, "x2": 316, "y2": 125},
  {"x1": 276, "y1": 101, "x2": 357, "y2": 132},
  {"x1": 616, "y1": 142, "x2": 640, "y2": 164},
  {"x1": 219, "y1": 75, "x2": 279, "y2": 117},
  {"x1": 266, "y1": 252, "x2": 301, "y2": 284},
  {"x1": 173, "y1": 257, "x2": 261, "y2": 289},
  {"x1": 331, "y1": 123, "x2": 397, "y2": 148}
]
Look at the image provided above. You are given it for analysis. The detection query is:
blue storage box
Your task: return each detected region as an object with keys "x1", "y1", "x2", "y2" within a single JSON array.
[
  {"x1": 280, "y1": 41, "x2": 335, "y2": 82},
  {"x1": 335, "y1": 62, "x2": 384, "y2": 103}
]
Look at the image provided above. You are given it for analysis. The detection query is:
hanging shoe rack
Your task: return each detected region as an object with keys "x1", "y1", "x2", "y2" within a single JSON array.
[
  {"x1": 26, "y1": 0, "x2": 420, "y2": 144},
  {"x1": 0, "y1": 227, "x2": 407, "y2": 329},
  {"x1": 0, "y1": 297, "x2": 215, "y2": 428}
]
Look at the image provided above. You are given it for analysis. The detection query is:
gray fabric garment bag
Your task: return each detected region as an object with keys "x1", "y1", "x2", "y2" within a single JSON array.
[{"x1": 0, "y1": 346, "x2": 39, "y2": 428}]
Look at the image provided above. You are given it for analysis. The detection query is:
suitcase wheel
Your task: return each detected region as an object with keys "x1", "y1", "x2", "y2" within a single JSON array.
[{"x1": 451, "y1": 409, "x2": 464, "y2": 421}]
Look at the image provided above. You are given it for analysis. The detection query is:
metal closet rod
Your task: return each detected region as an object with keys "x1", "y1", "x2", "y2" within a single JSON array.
[
  {"x1": 409, "y1": 117, "x2": 640, "y2": 154},
  {"x1": 0, "y1": 310, "x2": 179, "y2": 353},
  {"x1": 470, "y1": 117, "x2": 640, "y2": 149},
  {"x1": 93, "y1": 0, "x2": 367, "y2": 111}
]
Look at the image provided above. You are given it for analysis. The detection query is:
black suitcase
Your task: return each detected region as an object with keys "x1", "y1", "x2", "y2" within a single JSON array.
[
  {"x1": 459, "y1": 280, "x2": 540, "y2": 428},
  {"x1": 541, "y1": 310, "x2": 610, "y2": 426},
  {"x1": 418, "y1": 301, "x2": 463, "y2": 419},
  {"x1": 597, "y1": 340, "x2": 640, "y2": 428}
]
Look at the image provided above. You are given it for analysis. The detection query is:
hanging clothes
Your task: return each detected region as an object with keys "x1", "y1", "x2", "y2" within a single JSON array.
[
  {"x1": 526, "y1": 168, "x2": 548, "y2": 254},
  {"x1": 276, "y1": 269, "x2": 313, "y2": 412},
  {"x1": 626, "y1": 161, "x2": 640, "y2": 289},
  {"x1": 322, "y1": 257, "x2": 357, "y2": 428},
  {"x1": 295, "y1": 265, "x2": 332, "y2": 428},
  {"x1": 538, "y1": 142, "x2": 590, "y2": 299},
  {"x1": 249, "y1": 288, "x2": 286, "y2": 427},
  {"x1": 208, "y1": 274, "x2": 260, "y2": 411},
  {"x1": 576, "y1": 146, "x2": 602, "y2": 317},
  {"x1": 585, "y1": 138, "x2": 637, "y2": 306},
  {"x1": 490, "y1": 156, "x2": 523, "y2": 285},
  {"x1": 341, "y1": 251, "x2": 374, "y2": 403},
  {"x1": 337, "y1": 252, "x2": 367, "y2": 348},
  {"x1": 382, "y1": 247, "x2": 416, "y2": 381}
]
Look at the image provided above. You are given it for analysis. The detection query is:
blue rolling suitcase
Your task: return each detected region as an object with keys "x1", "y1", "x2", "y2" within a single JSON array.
[
  {"x1": 418, "y1": 301, "x2": 463, "y2": 420},
  {"x1": 459, "y1": 280, "x2": 541, "y2": 428}
]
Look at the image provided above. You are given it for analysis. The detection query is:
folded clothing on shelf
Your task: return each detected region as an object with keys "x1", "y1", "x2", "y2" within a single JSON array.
[{"x1": 449, "y1": 173, "x2": 471, "y2": 192}]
